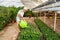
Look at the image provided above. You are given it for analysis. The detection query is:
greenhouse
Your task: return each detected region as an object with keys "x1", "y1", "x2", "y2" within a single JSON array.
[{"x1": 0, "y1": 0, "x2": 60, "y2": 40}]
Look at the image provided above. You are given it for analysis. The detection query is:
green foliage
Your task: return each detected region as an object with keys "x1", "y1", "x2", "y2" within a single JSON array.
[
  {"x1": 18, "y1": 7, "x2": 24, "y2": 10},
  {"x1": 34, "y1": 18, "x2": 60, "y2": 40},
  {"x1": 24, "y1": 9, "x2": 34, "y2": 17},
  {"x1": 0, "y1": 6, "x2": 19, "y2": 31},
  {"x1": 0, "y1": 13, "x2": 10, "y2": 30},
  {"x1": 8, "y1": 7, "x2": 18, "y2": 21},
  {"x1": 0, "y1": 6, "x2": 8, "y2": 13},
  {"x1": 18, "y1": 23, "x2": 42, "y2": 40}
]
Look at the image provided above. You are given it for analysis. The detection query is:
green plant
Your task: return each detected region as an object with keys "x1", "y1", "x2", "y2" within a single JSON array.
[
  {"x1": 24, "y1": 9, "x2": 34, "y2": 17},
  {"x1": 18, "y1": 7, "x2": 24, "y2": 10},
  {"x1": 18, "y1": 23, "x2": 42, "y2": 40},
  {"x1": 0, "y1": 13, "x2": 10, "y2": 30},
  {"x1": 0, "y1": 6, "x2": 19, "y2": 31},
  {"x1": 34, "y1": 18, "x2": 60, "y2": 40},
  {"x1": 8, "y1": 7, "x2": 18, "y2": 21}
]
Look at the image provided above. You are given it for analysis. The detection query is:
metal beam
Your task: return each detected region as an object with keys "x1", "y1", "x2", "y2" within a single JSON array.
[
  {"x1": 34, "y1": 2, "x2": 60, "y2": 10},
  {"x1": 33, "y1": 7, "x2": 60, "y2": 11},
  {"x1": 32, "y1": 1, "x2": 60, "y2": 10},
  {"x1": 32, "y1": 0, "x2": 55, "y2": 10},
  {"x1": 54, "y1": 12, "x2": 57, "y2": 31}
]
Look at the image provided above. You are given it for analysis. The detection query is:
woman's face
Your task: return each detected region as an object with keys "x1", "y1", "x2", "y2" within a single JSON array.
[{"x1": 23, "y1": 8, "x2": 27, "y2": 12}]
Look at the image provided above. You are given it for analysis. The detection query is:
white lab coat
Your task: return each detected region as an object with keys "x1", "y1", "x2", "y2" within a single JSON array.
[{"x1": 16, "y1": 10, "x2": 24, "y2": 24}]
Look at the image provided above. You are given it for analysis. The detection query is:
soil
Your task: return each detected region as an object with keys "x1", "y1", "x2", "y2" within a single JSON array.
[{"x1": 0, "y1": 23, "x2": 20, "y2": 40}]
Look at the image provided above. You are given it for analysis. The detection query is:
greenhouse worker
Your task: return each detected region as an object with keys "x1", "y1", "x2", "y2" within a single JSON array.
[{"x1": 16, "y1": 7, "x2": 28, "y2": 26}]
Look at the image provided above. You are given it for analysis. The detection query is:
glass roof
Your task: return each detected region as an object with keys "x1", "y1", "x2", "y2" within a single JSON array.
[{"x1": 0, "y1": 0, "x2": 60, "y2": 9}]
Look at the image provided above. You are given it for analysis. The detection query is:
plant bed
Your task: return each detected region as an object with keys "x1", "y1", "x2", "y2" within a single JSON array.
[
  {"x1": 34, "y1": 18, "x2": 60, "y2": 40},
  {"x1": 18, "y1": 23, "x2": 43, "y2": 40}
]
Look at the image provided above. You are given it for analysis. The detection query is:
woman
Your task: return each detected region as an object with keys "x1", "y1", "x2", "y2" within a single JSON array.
[{"x1": 16, "y1": 7, "x2": 28, "y2": 25}]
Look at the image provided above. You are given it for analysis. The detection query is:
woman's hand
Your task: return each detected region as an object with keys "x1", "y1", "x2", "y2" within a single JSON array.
[{"x1": 21, "y1": 18, "x2": 25, "y2": 20}]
